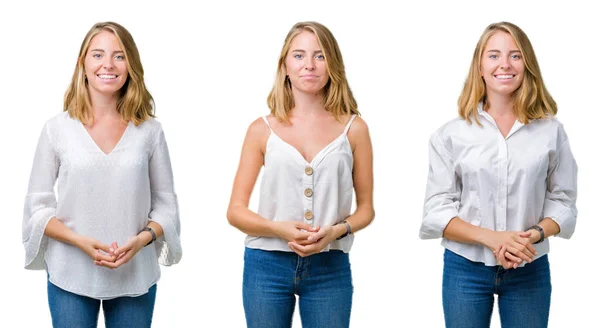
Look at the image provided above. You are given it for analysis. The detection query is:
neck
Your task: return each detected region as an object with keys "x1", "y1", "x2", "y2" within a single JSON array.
[
  {"x1": 89, "y1": 89, "x2": 120, "y2": 119},
  {"x1": 485, "y1": 92, "x2": 514, "y2": 117},
  {"x1": 290, "y1": 87, "x2": 326, "y2": 116}
]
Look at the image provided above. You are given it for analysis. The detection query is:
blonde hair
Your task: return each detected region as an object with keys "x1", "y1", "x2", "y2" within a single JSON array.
[
  {"x1": 64, "y1": 21, "x2": 154, "y2": 126},
  {"x1": 267, "y1": 21, "x2": 359, "y2": 122},
  {"x1": 458, "y1": 21, "x2": 556, "y2": 125}
]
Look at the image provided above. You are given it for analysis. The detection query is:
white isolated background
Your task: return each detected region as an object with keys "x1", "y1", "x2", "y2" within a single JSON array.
[{"x1": 1, "y1": 0, "x2": 598, "y2": 327}]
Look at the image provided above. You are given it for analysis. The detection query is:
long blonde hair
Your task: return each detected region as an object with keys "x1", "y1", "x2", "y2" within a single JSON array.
[
  {"x1": 458, "y1": 21, "x2": 556, "y2": 125},
  {"x1": 267, "y1": 21, "x2": 359, "y2": 122},
  {"x1": 64, "y1": 21, "x2": 154, "y2": 126}
]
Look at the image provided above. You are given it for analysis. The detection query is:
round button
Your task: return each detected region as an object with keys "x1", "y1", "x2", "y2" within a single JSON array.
[
  {"x1": 304, "y1": 210, "x2": 313, "y2": 220},
  {"x1": 304, "y1": 188, "x2": 313, "y2": 197},
  {"x1": 305, "y1": 166, "x2": 313, "y2": 176}
]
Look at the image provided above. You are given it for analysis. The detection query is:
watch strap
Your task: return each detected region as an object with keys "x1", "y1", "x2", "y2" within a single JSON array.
[
  {"x1": 527, "y1": 225, "x2": 544, "y2": 244},
  {"x1": 141, "y1": 227, "x2": 156, "y2": 246}
]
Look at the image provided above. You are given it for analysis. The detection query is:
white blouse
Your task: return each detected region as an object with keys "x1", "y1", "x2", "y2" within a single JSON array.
[
  {"x1": 245, "y1": 115, "x2": 357, "y2": 253},
  {"x1": 420, "y1": 104, "x2": 577, "y2": 266},
  {"x1": 23, "y1": 112, "x2": 182, "y2": 299}
]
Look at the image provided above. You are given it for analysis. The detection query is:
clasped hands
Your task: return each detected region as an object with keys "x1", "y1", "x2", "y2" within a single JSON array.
[
  {"x1": 489, "y1": 229, "x2": 541, "y2": 270},
  {"x1": 273, "y1": 221, "x2": 337, "y2": 257},
  {"x1": 75, "y1": 235, "x2": 146, "y2": 269}
]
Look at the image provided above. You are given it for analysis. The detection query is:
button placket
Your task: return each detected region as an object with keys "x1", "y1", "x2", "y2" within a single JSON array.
[
  {"x1": 303, "y1": 166, "x2": 314, "y2": 224},
  {"x1": 496, "y1": 137, "x2": 508, "y2": 231}
]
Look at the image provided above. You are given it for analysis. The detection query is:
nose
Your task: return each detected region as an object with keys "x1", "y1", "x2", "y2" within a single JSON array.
[
  {"x1": 103, "y1": 56, "x2": 114, "y2": 70},
  {"x1": 304, "y1": 56, "x2": 315, "y2": 71},
  {"x1": 500, "y1": 56, "x2": 512, "y2": 70}
]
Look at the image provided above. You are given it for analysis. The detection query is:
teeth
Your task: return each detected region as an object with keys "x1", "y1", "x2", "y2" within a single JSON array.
[
  {"x1": 98, "y1": 74, "x2": 117, "y2": 79},
  {"x1": 495, "y1": 75, "x2": 514, "y2": 79}
]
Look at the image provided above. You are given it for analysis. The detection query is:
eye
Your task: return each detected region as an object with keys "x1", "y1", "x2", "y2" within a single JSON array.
[
  {"x1": 511, "y1": 53, "x2": 522, "y2": 59},
  {"x1": 294, "y1": 54, "x2": 303, "y2": 59},
  {"x1": 315, "y1": 54, "x2": 325, "y2": 60},
  {"x1": 489, "y1": 54, "x2": 498, "y2": 59},
  {"x1": 114, "y1": 54, "x2": 125, "y2": 60},
  {"x1": 92, "y1": 53, "x2": 102, "y2": 59}
]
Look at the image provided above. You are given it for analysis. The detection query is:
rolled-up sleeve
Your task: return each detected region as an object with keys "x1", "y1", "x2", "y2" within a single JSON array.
[
  {"x1": 23, "y1": 124, "x2": 59, "y2": 270},
  {"x1": 420, "y1": 132, "x2": 461, "y2": 239},
  {"x1": 148, "y1": 126, "x2": 182, "y2": 265},
  {"x1": 543, "y1": 134, "x2": 578, "y2": 239}
]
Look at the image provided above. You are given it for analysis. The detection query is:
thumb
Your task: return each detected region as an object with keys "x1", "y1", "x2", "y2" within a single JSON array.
[{"x1": 308, "y1": 229, "x2": 326, "y2": 242}]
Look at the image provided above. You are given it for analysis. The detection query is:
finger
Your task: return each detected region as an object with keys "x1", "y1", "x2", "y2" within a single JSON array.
[
  {"x1": 114, "y1": 242, "x2": 135, "y2": 256},
  {"x1": 95, "y1": 259, "x2": 119, "y2": 269},
  {"x1": 499, "y1": 246, "x2": 518, "y2": 269},
  {"x1": 506, "y1": 245, "x2": 532, "y2": 263},
  {"x1": 113, "y1": 251, "x2": 134, "y2": 267},
  {"x1": 287, "y1": 242, "x2": 306, "y2": 257},
  {"x1": 296, "y1": 222, "x2": 318, "y2": 232},
  {"x1": 93, "y1": 242, "x2": 113, "y2": 254},
  {"x1": 93, "y1": 250, "x2": 118, "y2": 262},
  {"x1": 504, "y1": 250, "x2": 523, "y2": 267},
  {"x1": 288, "y1": 242, "x2": 313, "y2": 257},
  {"x1": 519, "y1": 231, "x2": 532, "y2": 238},
  {"x1": 307, "y1": 229, "x2": 326, "y2": 242}
]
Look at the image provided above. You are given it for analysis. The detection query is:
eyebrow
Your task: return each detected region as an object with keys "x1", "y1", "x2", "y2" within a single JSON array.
[
  {"x1": 89, "y1": 49, "x2": 124, "y2": 54},
  {"x1": 290, "y1": 49, "x2": 323, "y2": 53},
  {"x1": 486, "y1": 49, "x2": 521, "y2": 53}
]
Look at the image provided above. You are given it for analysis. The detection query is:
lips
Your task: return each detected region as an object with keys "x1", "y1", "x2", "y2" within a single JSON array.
[
  {"x1": 494, "y1": 74, "x2": 515, "y2": 80},
  {"x1": 97, "y1": 74, "x2": 118, "y2": 80}
]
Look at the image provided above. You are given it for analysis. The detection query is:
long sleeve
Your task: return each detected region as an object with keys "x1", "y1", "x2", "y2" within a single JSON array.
[
  {"x1": 148, "y1": 127, "x2": 182, "y2": 265},
  {"x1": 543, "y1": 130, "x2": 578, "y2": 239},
  {"x1": 420, "y1": 132, "x2": 461, "y2": 239},
  {"x1": 23, "y1": 124, "x2": 59, "y2": 270}
]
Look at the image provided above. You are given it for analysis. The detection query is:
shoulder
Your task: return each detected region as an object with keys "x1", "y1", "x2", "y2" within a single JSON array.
[
  {"x1": 44, "y1": 112, "x2": 71, "y2": 129},
  {"x1": 347, "y1": 115, "x2": 369, "y2": 137},
  {"x1": 246, "y1": 116, "x2": 271, "y2": 140},
  {"x1": 430, "y1": 117, "x2": 464, "y2": 140},
  {"x1": 529, "y1": 116, "x2": 570, "y2": 143},
  {"x1": 137, "y1": 117, "x2": 163, "y2": 132}
]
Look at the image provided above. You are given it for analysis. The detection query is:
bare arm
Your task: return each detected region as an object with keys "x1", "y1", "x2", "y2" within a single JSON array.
[{"x1": 226, "y1": 118, "x2": 316, "y2": 241}]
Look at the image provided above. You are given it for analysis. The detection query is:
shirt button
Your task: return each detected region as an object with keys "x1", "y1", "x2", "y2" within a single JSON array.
[
  {"x1": 305, "y1": 166, "x2": 313, "y2": 176},
  {"x1": 304, "y1": 210, "x2": 313, "y2": 220},
  {"x1": 304, "y1": 188, "x2": 313, "y2": 197}
]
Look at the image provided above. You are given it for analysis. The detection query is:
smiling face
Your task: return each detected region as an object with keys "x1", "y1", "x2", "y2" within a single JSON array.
[
  {"x1": 480, "y1": 31, "x2": 525, "y2": 99},
  {"x1": 284, "y1": 31, "x2": 329, "y2": 96},
  {"x1": 84, "y1": 30, "x2": 128, "y2": 100}
]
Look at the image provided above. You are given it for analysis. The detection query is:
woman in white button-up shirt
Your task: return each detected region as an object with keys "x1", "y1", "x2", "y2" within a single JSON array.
[
  {"x1": 420, "y1": 22, "x2": 577, "y2": 328},
  {"x1": 23, "y1": 22, "x2": 182, "y2": 327},
  {"x1": 227, "y1": 22, "x2": 374, "y2": 328}
]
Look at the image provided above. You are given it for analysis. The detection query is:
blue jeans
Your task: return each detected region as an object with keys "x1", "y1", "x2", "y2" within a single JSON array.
[
  {"x1": 47, "y1": 279, "x2": 157, "y2": 328},
  {"x1": 243, "y1": 247, "x2": 353, "y2": 328},
  {"x1": 442, "y1": 249, "x2": 551, "y2": 328}
]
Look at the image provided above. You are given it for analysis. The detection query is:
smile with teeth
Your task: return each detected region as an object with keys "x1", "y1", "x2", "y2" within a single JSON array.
[
  {"x1": 97, "y1": 74, "x2": 118, "y2": 80},
  {"x1": 494, "y1": 74, "x2": 515, "y2": 80}
]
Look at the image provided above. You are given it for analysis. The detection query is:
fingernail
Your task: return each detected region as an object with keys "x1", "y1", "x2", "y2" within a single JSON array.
[{"x1": 109, "y1": 248, "x2": 114, "y2": 253}]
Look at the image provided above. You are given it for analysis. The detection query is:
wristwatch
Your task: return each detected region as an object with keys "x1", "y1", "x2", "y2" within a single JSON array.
[
  {"x1": 336, "y1": 221, "x2": 352, "y2": 240},
  {"x1": 527, "y1": 225, "x2": 545, "y2": 244},
  {"x1": 140, "y1": 227, "x2": 156, "y2": 246}
]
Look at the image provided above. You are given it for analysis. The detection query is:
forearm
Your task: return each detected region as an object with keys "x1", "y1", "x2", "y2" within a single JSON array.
[
  {"x1": 44, "y1": 217, "x2": 80, "y2": 246},
  {"x1": 227, "y1": 205, "x2": 278, "y2": 238},
  {"x1": 443, "y1": 217, "x2": 493, "y2": 248},
  {"x1": 138, "y1": 221, "x2": 165, "y2": 245},
  {"x1": 526, "y1": 217, "x2": 561, "y2": 243},
  {"x1": 342, "y1": 205, "x2": 375, "y2": 238}
]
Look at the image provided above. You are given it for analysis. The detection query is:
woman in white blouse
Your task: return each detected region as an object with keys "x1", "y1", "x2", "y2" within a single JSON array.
[
  {"x1": 420, "y1": 21, "x2": 577, "y2": 328},
  {"x1": 227, "y1": 21, "x2": 374, "y2": 328},
  {"x1": 22, "y1": 22, "x2": 181, "y2": 327}
]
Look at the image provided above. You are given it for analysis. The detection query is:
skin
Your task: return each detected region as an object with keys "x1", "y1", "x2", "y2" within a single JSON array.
[
  {"x1": 227, "y1": 31, "x2": 374, "y2": 257},
  {"x1": 43, "y1": 30, "x2": 164, "y2": 269},
  {"x1": 443, "y1": 31, "x2": 560, "y2": 269}
]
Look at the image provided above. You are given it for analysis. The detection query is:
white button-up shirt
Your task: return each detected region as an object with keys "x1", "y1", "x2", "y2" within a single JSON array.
[{"x1": 420, "y1": 104, "x2": 577, "y2": 266}]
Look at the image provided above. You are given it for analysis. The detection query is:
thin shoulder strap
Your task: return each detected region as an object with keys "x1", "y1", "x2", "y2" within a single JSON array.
[
  {"x1": 262, "y1": 116, "x2": 272, "y2": 131},
  {"x1": 343, "y1": 114, "x2": 357, "y2": 134}
]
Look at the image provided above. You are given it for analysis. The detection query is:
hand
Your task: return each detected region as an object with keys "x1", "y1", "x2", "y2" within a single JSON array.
[
  {"x1": 287, "y1": 225, "x2": 336, "y2": 257},
  {"x1": 95, "y1": 236, "x2": 145, "y2": 269},
  {"x1": 74, "y1": 235, "x2": 117, "y2": 263},
  {"x1": 484, "y1": 230, "x2": 537, "y2": 265},
  {"x1": 272, "y1": 221, "x2": 320, "y2": 245},
  {"x1": 494, "y1": 245, "x2": 519, "y2": 269}
]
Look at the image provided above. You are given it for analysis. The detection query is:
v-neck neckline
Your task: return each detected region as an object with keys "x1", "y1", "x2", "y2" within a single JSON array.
[
  {"x1": 269, "y1": 131, "x2": 348, "y2": 166},
  {"x1": 79, "y1": 120, "x2": 132, "y2": 156}
]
